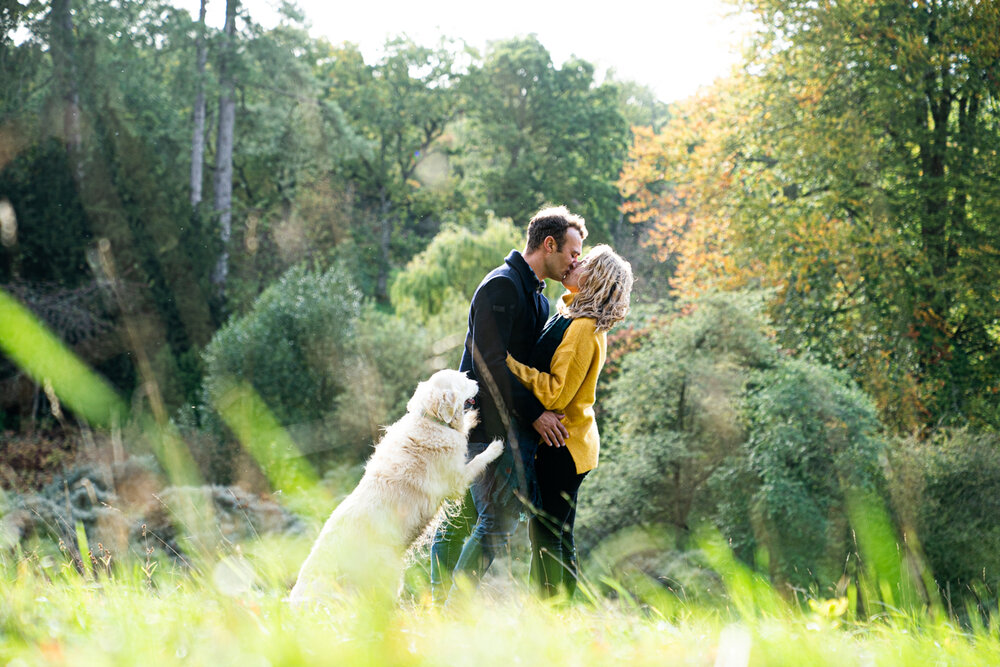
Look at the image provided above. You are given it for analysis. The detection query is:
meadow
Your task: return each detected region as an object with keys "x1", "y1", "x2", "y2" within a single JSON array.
[
  {"x1": 3, "y1": 524, "x2": 1000, "y2": 667},
  {"x1": 4, "y1": 1, "x2": 1000, "y2": 664}
]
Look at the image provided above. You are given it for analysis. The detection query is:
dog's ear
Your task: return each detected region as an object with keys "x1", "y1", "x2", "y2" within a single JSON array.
[{"x1": 436, "y1": 389, "x2": 462, "y2": 427}]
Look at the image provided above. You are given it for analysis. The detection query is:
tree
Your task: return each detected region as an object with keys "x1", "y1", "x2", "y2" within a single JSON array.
[
  {"x1": 2, "y1": 0, "x2": 222, "y2": 411},
  {"x1": 189, "y1": 0, "x2": 208, "y2": 209},
  {"x1": 211, "y1": 0, "x2": 238, "y2": 301},
  {"x1": 609, "y1": 76, "x2": 671, "y2": 133},
  {"x1": 462, "y1": 36, "x2": 631, "y2": 241},
  {"x1": 389, "y1": 216, "x2": 522, "y2": 328},
  {"x1": 316, "y1": 39, "x2": 465, "y2": 302},
  {"x1": 216, "y1": 19, "x2": 365, "y2": 310},
  {"x1": 48, "y1": 0, "x2": 82, "y2": 163},
  {"x1": 619, "y1": 0, "x2": 1000, "y2": 430},
  {"x1": 731, "y1": 358, "x2": 885, "y2": 590},
  {"x1": 580, "y1": 292, "x2": 775, "y2": 552},
  {"x1": 579, "y1": 291, "x2": 886, "y2": 592}
]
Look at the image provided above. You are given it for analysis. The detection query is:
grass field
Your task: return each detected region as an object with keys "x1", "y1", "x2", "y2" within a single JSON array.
[
  {"x1": 3, "y1": 289, "x2": 999, "y2": 665},
  {"x1": 3, "y1": 531, "x2": 999, "y2": 667}
]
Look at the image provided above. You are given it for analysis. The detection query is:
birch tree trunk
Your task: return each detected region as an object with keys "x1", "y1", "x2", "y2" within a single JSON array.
[
  {"x1": 211, "y1": 0, "x2": 237, "y2": 300},
  {"x1": 189, "y1": 0, "x2": 208, "y2": 208}
]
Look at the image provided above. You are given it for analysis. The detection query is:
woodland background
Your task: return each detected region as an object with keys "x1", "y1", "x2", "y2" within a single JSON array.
[{"x1": 1, "y1": 0, "x2": 999, "y2": 617}]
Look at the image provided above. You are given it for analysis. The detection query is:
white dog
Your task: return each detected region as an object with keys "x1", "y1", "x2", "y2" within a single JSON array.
[{"x1": 288, "y1": 369, "x2": 502, "y2": 604}]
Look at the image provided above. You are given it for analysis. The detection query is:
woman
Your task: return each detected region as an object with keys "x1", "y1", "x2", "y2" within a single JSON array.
[{"x1": 506, "y1": 244, "x2": 633, "y2": 597}]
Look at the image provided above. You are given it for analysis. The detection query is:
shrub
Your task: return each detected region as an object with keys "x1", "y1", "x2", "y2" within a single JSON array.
[
  {"x1": 579, "y1": 291, "x2": 888, "y2": 593},
  {"x1": 389, "y1": 216, "x2": 523, "y2": 327},
  {"x1": 200, "y1": 263, "x2": 361, "y2": 479},
  {"x1": 888, "y1": 429, "x2": 1000, "y2": 598},
  {"x1": 728, "y1": 359, "x2": 885, "y2": 590},
  {"x1": 200, "y1": 262, "x2": 439, "y2": 480},
  {"x1": 579, "y1": 292, "x2": 775, "y2": 554},
  {"x1": 330, "y1": 304, "x2": 434, "y2": 456}
]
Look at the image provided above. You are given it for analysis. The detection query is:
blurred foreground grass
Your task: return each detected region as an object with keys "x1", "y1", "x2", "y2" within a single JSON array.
[
  {"x1": 4, "y1": 283, "x2": 1000, "y2": 666},
  {"x1": 2, "y1": 535, "x2": 1000, "y2": 667}
]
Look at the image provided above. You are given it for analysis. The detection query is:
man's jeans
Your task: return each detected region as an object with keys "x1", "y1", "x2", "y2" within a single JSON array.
[{"x1": 430, "y1": 435, "x2": 533, "y2": 600}]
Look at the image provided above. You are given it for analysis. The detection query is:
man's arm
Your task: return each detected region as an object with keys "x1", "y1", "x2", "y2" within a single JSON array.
[{"x1": 468, "y1": 277, "x2": 547, "y2": 429}]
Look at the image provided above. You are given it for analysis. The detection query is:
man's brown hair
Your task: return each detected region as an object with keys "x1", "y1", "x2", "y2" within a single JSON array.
[{"x1": 525, "y1": 205, "x2": 588, "y2": 252}]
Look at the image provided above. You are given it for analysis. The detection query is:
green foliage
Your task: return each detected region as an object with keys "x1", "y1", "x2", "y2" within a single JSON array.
[
  {"x1": 733, "y1": 359, "x2": 886, "y2": 589},
  {"x1": 201, "y1": 263, "x2": 434, "y2": 475},
  {"x1": 462, "y1": 36, "x2": 631, "y2": 241},
  {"x1": 580, "y1": 292, "x2": 775, "y2": 551},
  {"x1": 330, "y1": 304, "x2": 434, "y2": 457},
  {"x1": 389, "y1": 216, "x2": 522, "y2": 327},
  {"x1": 201, "y1": 263, "x2": 360, "y2": 475},
  {"x1": 580, "y1": 291, "x2": 887, "y2": 591},
  {"x1": 889, "y1": 429, "x2": 1000, "y2": 596},
  {"x1": 317, "y1": 38, "x2": 467, "y2": 301},
  {"x1": 2, "y1": 3, "x2": 642, "y2": 432},
  {"x1": 0, "y1": 139, "x2": 92, "y2": 285},
  {"x1": 610, "y1": 76, "x2": 671, "y2": 133}
]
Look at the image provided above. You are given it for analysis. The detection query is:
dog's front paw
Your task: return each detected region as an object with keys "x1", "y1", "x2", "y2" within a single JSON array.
[
  {"x1": 462, "y1": 409, "x2": 479, "y2": 434},
  {"x1": 484, "y1": 439, "x2": 504, "y2": 462}
]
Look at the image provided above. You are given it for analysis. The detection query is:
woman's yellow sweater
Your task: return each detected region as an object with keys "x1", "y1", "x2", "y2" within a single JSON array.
[{"x1": 506, "y1": 313, "x2": 606, "y2": 474}]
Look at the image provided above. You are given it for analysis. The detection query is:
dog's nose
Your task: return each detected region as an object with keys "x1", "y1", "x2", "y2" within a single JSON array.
[{"x1": 464, "y1": 398, "x2": 476, "y2": 410}]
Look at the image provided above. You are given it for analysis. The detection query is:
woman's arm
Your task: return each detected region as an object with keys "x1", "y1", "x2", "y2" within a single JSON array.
[{"x1": 506, "y1": 319, "x2": 598, "y2": 412}]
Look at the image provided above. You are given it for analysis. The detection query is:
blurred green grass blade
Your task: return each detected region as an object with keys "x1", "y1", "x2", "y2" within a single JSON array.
[
  {"x1": 75, "y1": 521, "x2": 92, "y2": 579},
  {"x1": 847, "y1": 490, "x2": 924, "y2": 616},
  {"x1": 0, "y1": 288, "x2": 202, "y2": 489},
  {"x1": 141, "y1": 418, "x2": 202, "y2": 487},
  {"x1": 212, "y1": 380, "x2": 326, "y2": 510},
  {"x1": 0, "y1": 288, "x2": 125, "y2": 427},
  {"x1": 696, "y1": 526, "x2": 786, "y2": 619}
]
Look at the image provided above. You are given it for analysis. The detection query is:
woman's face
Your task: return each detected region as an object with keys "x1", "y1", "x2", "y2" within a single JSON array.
[{"x1": 561, "y1": 257, "x2": 587, "y2": 293}]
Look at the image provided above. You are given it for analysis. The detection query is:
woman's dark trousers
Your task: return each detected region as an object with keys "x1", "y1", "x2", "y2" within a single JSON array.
[{"x1": 529, "y1": 443, "x2": 587, "y2": 598}]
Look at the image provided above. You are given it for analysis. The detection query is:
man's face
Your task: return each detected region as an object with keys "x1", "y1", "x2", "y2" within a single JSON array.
[{"x1": 545, "y1": 228, "x2": 583, "y2": 282}]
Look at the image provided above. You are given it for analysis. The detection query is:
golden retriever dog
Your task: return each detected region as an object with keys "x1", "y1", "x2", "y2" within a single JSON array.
[{"x1": 288, "y1": 369, "x2": 502, "y2": 604}]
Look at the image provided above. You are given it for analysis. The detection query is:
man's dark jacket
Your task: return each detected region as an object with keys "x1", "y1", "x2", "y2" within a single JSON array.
[{"x1": 460, "y1": 250, "x2": 549, "y2": 443}]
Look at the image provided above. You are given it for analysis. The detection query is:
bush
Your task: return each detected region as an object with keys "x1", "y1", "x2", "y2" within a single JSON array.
[
  {"x1": 579, "y1": 291, "x2": 888, "y2": 592},
  {"x1": 330, "y1": 304, "x2": 434, "y2": 456},
  {"x1": 200, "y1": 263, "x2": 361, "y2": 479},
  {"x1": 728, "y1": 359, "x2": 885, "y2": 590},
  {"x1": 389, "y1": 215, "x2": 565, "y2": 339},
  {"x1": 579, "y1": 292, "x2": 775, "y2": 554},
  {"x1": 888, "y1": 429, "x2": 1000, "y2": 598},
  {"x1": 199, "y1": 262, "x2": 439, "y2": 480},
  {"x1": 389, "y1": 216, "x2": 523, "y2": 327}
]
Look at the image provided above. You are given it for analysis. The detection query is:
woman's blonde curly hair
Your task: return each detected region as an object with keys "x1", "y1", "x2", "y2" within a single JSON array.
[{"x1": 558, "y1": 244, "x2": 633, "y2": 332}]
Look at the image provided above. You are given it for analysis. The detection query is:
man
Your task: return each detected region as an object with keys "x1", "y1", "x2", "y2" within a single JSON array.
[{"x1": 430, "y1": 205, "x2": 586, "y2": 601}]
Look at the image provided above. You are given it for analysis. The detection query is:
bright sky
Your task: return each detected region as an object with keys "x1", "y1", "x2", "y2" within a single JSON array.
[{"x1": 187, "y1": 0, "x2": 752, "y2": 103}]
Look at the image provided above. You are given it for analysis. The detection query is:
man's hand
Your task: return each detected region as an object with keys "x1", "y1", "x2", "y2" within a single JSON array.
[{"x1": 533, "y1": 410, "x2": 568, "y2": 447}]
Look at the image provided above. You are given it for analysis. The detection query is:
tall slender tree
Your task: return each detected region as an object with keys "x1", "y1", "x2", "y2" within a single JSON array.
[
  {"x1": 190, "y1": 0, "x2": 208, "y2": 208},
  {"x1": 212, "y1": 0, "x2": 237, "y2": 301}
]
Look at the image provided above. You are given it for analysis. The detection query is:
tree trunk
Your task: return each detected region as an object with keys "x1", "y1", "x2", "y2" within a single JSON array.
[
  {"x1": 49, "y1": 0, "x2": 82, "y2": 173},
  {"x1": 376, "y1": 188, "x2": 392, "y2": 303},
  {"x1": 189, "y1": 0, "x2": 208, "y2": 208},
  {"x1": 212, "y1": 0, "x2": 238, "y2": 301}
]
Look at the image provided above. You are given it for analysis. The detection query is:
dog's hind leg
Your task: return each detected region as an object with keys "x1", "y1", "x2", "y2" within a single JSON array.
[{"x1": 463, "y1": 439, "x2": 504, "y2": 485}]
